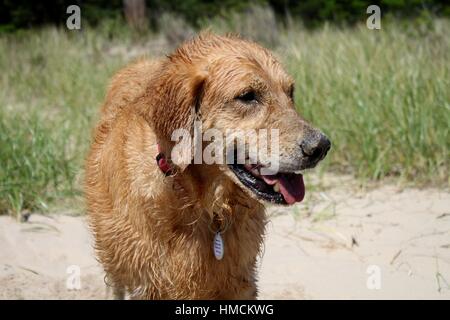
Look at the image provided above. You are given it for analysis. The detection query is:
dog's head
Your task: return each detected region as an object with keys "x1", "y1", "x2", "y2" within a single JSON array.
[{"x1": 150, "y1": 33, "x2": 330, "y2": 206}]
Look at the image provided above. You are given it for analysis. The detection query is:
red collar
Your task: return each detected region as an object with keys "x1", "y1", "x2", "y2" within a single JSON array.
[{"x1": 156, "y1": 144, "x2": 173, "y2": 176}]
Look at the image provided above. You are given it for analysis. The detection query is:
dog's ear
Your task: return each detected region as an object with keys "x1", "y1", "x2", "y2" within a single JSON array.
[
  {"x1": 150, "y1": 65, "x2": 207, "y2": 172},
  {"x1": 188, "y1": 71, "x2": 206, "y2": 115},
  {"x1": 170, "y1": 69, "x2": 206, "y2": 172}
]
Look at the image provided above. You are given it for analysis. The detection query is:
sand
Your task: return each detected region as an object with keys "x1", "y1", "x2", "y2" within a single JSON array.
[{"x1": 1, "y1": 175, "x2": 449, "y2": 299}]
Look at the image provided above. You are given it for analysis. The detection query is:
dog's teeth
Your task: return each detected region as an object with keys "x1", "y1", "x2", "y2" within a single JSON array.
[{"x1": 273, "y1": 182, "x2": 280, "y2": 193}]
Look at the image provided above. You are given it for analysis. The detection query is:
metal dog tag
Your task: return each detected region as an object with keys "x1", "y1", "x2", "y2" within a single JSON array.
[{"x1": 213, "y1": 232, "x2": 224, "y2": 260}]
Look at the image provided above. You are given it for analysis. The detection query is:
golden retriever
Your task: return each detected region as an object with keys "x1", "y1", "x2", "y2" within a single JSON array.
[{"x1": 85, "y1": 32, "x2": 330, "y2": 299}]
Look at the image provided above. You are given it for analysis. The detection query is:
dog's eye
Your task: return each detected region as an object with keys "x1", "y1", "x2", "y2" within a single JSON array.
[{"x1": 236, "y1": 91, "x2": 257, "y2": 103}]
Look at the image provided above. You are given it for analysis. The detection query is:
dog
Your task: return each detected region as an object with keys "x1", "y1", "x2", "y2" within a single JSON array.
[{"x1": 85, "y1": 32, "x2": 330, "y2": 299}]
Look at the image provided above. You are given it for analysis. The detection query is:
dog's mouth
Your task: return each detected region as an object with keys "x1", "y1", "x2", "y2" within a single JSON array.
[{"x1": 228, "y1": 164, "x2": 305, "y2": 205}]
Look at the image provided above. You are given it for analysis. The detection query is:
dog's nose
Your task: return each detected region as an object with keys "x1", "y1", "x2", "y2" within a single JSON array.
[{"x1": 300, "y1": 133, "x2": 331, "y2": 162}]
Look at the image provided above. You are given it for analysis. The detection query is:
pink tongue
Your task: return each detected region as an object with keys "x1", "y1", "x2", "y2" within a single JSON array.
[{"x1": 262, "y1": 174, "x2": 305, "y2": 205}]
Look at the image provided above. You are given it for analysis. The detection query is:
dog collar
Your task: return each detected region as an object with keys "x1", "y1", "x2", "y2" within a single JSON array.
[{"x1": 156, "y1": 144, "x2": 173, "y2": 176}]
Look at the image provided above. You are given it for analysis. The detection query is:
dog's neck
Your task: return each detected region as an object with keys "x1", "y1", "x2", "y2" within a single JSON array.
[
  {"x1": 159, "y1": 163, "x2": 263, "y2": 222},
  {"x1": 153, "y1": 141, "x2": 265, "y2": 238}
]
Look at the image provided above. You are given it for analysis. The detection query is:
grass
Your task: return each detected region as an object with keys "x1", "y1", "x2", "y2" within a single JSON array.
[
  {"x1": 0, "y1": 14, "x2": 449, "y2": 216},
  {"x1": 0, "y1": 25, "x2": 127, "y2": 215},
  {"x1": 283, "y1": 19, "x2": 450, "y2": 183}
]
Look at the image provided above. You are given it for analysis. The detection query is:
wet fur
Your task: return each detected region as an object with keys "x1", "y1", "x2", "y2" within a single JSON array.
[{"x1": 85, "y1": 33, "x2": 307, "y2": 299}]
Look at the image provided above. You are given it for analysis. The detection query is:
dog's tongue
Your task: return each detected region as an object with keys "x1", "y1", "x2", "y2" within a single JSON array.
[{"x1": 262, "y1": 174, "x2": 305, "y2": 205}]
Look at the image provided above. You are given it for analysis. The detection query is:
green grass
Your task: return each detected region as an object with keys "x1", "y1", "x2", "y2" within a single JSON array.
[
  {"x1": 0, "y1": 24, "x2": 128, "y2": 215},
  {"x1": 283, "y1": 19, "x2": 450, "y2": 183},
  {"x1": 0, "y1": 110, "x2": 73, "y2": 213},
  {"x1": 0, "y1": 17, "x2": 449, "y2": 215}
]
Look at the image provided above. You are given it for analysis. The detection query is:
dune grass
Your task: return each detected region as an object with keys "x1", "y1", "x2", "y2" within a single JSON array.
[
  {"x1": 282, "y1": 19, "x2": 449, "y2": 182},
  {"x1": 0, "y1": 17, "x2": 448, "y2": 215},
  {"x1": 0, "y1": 26, "x2": 127, "y2": 214}
]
